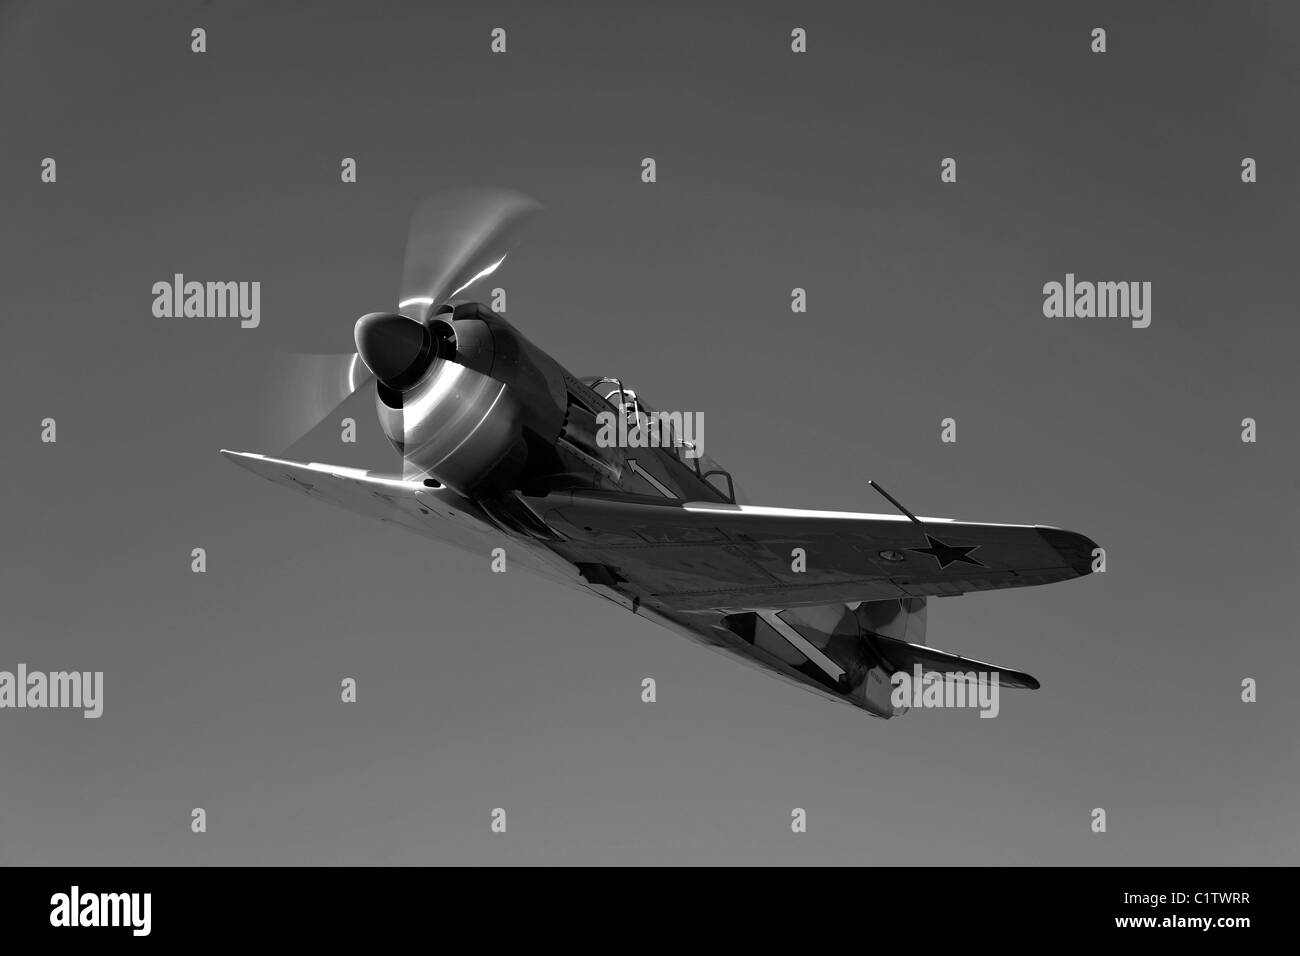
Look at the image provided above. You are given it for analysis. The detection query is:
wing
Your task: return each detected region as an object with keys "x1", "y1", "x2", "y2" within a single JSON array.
[
  {"x1": 524, "y1": 491, "x2": 1098, "y2": 611},
  {"x1": 220, "y1": 450, "x2": 580, "y2": 588}
]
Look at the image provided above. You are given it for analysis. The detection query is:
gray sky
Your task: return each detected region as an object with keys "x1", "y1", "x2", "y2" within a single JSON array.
[{"x1": 1, "y1": 0, "x2": 1296, "y2": 865}]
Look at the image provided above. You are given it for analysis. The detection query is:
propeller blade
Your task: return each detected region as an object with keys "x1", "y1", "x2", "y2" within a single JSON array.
[
  {"x1": 257, "y1": 350, "x2": 373, "y2": 452},
  {"x1": 397, "y1": 188, "x2": 541, "y2": 321},
  {"x1": 401, "y1": 400, "x2": 420, "y2": 480}
]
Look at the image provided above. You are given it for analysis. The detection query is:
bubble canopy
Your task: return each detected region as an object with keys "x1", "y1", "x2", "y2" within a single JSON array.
[{"x1": 583, "y1": 376, "x2": 742, "y2": 503}]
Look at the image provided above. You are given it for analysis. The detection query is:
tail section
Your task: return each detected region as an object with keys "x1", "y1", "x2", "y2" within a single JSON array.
[
  {"x1": 736, "y1": 598, "x2": 1037, "y2": 719},
  {"x1": 852, "y1": 596, "x2": 928, "y2": 646}
]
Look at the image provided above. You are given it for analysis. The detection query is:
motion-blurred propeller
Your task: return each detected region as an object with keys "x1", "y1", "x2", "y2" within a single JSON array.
[
  {"x1": 257, "y1": 188, "x2": 542, "y2": 474},
  {"x1": 257, "y1": 350, "x2": 372, "y2": 452},
  {"x1": 397, "y1": 187, "x2": 540, "y2": 322}
]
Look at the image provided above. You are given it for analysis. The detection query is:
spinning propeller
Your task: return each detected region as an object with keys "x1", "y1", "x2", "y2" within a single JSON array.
[{"x1": 258, "y1": 189, "x2": 541, "y2": 470}]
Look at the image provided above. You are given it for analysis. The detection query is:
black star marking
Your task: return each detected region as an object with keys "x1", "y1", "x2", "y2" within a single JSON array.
[{"x1": 906, "y1": 534, "x2": 986, "y2": 570}]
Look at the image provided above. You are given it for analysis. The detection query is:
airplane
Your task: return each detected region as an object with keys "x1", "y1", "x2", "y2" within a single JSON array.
[{"x1": 222, "y1": 189, "x2": 1098, "y2": 720}]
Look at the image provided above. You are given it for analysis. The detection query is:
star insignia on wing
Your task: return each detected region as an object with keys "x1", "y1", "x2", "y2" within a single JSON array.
[{"x1": 906, "y1": 533, "x2": 986, "y2": 570}]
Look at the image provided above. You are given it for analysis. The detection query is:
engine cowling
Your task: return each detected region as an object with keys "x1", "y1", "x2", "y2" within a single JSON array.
[{"x1": 357, "y1": 303, "x2": 567, "y2": 495}]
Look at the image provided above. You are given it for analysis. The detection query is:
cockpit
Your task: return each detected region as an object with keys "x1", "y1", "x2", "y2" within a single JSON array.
[{"x1": 584, "y1": 376, "x2": 740, "y2": 503}]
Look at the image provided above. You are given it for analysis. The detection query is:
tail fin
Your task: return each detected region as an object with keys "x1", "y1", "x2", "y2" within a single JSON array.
[{"x1": 853, "y1": 597, "x2": 928, "y2": 646}]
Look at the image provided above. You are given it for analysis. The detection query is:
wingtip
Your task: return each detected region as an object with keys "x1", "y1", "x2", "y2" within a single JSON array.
[
  {"x1": 220, "y1": 449, "x2": 274, "y2": 471},
  {"x1": 1037, "y1": 526, "x2": 1100, "y2": 577}
]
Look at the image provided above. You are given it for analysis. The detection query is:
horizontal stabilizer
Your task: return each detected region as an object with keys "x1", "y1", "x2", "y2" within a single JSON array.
[{"x1": 873, "y1": 635, "x2": 1040, "y2": 690}]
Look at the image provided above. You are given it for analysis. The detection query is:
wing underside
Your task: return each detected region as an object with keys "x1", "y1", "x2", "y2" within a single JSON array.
[
  {"x1": 219, "y1": 451, "x2": 580, "y2": 588},
  {"x1": 524, "y1": 491, "x2": 1097, "y2": 611}
]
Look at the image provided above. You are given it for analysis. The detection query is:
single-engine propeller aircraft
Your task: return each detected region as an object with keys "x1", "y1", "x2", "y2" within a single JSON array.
[{"x1": 223, "y1": 190, "x2": 1097, "y2": 719}]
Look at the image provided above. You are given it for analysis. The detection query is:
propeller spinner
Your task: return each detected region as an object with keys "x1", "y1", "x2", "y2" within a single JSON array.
[{"x1": 353, "y1": 312, "x2": 438, "y2": 389}]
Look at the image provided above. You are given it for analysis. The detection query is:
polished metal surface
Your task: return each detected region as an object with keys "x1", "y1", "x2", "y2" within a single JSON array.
[{"x1": 375, "y1": 357, "x2": 525, "y2": 493}]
